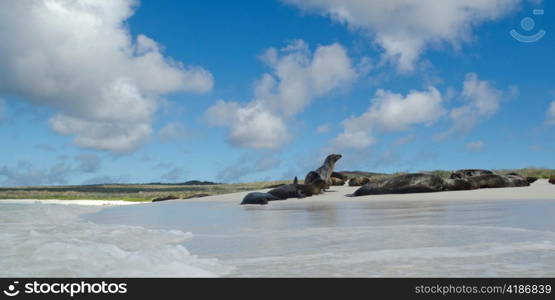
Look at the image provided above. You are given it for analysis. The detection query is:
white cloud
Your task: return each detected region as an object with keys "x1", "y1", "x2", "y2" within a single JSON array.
[
  {"x1": 284, "y1": 0, "x2": 520, "y2": 72},
  {"x1": 0, "y1": 0, "x2": 213, "y2": 153},
  {"x1": 332, "y1": 87, "x2": 444, "y2": 149},
  {"x1": 448, "y1": 73, "x2": 504, "y2": 134},
  {"x1": 465, "y1": 140, "x2": 485, "y2": 152},
  {"x1": 205, "y1": 40, "x2": 357, "y2": 149},
  {"x1": 159, "y1": 122, "x2": 190, "y2": 142},
  {"x1": 547, "y1": 101, "x2": 555, "y2": 124}
]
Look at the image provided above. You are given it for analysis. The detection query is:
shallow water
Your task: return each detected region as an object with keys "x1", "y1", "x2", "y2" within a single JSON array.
[
  {"x1": 84, "y1": 197, "x2": 555, "y2": 277},
  {"x1": 0, "y1": 202, "x2": 232, "y2": 277}
]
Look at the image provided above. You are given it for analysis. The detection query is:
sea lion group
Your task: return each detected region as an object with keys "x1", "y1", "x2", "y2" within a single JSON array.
[
  {"x1": 241, "y1": 154, "x2": 341, "y2": 205},
  {"x1": 241, "y1": 154, "x2": 542, "y2": 205},
  {"x1": 354, "y1": 170, "x2": 531, "y2": 197}
]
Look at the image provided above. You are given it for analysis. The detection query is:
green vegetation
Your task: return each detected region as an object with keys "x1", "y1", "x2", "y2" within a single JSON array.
[{"x1": 1, "y1": 168, "x2": 553, "y2": 202}]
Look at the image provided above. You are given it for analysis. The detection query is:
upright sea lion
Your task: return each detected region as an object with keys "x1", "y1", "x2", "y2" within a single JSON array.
[{"x1": 304, "y1": 154, "x2": 342, "y2": 191}]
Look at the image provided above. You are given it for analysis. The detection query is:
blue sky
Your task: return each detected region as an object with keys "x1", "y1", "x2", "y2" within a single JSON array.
[{"x1": 0, "y1": 0, "x2": 554, "y2": 186}]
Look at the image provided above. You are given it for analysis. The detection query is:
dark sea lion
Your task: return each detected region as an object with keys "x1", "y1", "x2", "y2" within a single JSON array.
[
  {"x1": 330, "y1": 177, "x2": 345, "y2": 186},
  {"x1": 331, "y1": 172, "x2": 348, "y2": 181},
  {"x1": 549, "y1": 175, "x2": 555, "y2": 185},
  {"x1": 152, "y1": 195, "x2": 180, "y2": 202},
  {"x1": 449, "y1": 169, "x2": 494, "y2": 179},
  {"x1": 354, "y1": 173, "x2": 446, "y2": 196},
  {"x1": 268, "y1": 177, "x2": 309, "y2": 199},
  {"x1": 241, "y1": 192, "x2": 281, "y2": 205},
  {"x1": 304, "y1": 154, "x2": 342, "y2": 191},
  {"x1": 466, "y1": 174, "x2": 529, "y2": 188},
  {"x1": 348, "y1": 176, "x2": 371, "y2": 186}
]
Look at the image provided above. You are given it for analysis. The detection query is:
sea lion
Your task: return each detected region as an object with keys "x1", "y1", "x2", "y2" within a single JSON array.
[
  {"x1": 304, "y1": 154, "x2": 342, "y2": 191},
  {"x1": 466, "y1": 174, "x2": 529, "y2": 188},
  {"x1": 152, "y1": 195, "x2": 180, "y2": 202},
  {"x1": 354, "y1": 173, "x2": 447, "y2": 196},
  {"x1": 268, "y1": 177, "x2": 310, "y2": 199},
  {"x1": 348, "y1": 176, "x2": 371, "y2": 186},
  {"x1": 449, "y1": 169, "x2": 494, "y2": 179},
  {"x1": 549, "y1": 176, "x2": 555, "y2": 185},
  {"x1": 330, "y1": 177, "x2": 345, "y2": 186},
  {"x1": 241, "y1": 192, "x2": 281, "y2": 205},
  {"x1": 331, "y1": 172, "x2": 348, "y2": 181},
  {"x1": 296, "y1": 177, "x2": 327, "y2": 196}
]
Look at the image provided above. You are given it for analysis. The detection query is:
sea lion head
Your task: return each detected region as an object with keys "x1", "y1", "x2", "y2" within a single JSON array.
[{"x1": 325, "y1": 154, "x2": 342, "y2": 165}]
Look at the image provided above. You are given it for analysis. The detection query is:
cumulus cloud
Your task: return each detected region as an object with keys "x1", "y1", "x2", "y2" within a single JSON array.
[
  {"x1": 205, "y1": 40, "x2": 357, "y2": 149},
  {"x1": 465, "y1": 140, "x2": 485, "y2": 152},
  {"x1": 0, "y1": 0, "x2": 213, "y2": 153},
  {"x1": 448, "y1": 73, "x2": 504, "y2": 134},
  {"x1": 284, "y1": 0, "x2": 520, "y2": 72},
  {"x1": 332, "y1": 87, "x2": 445, "y2": 150}
]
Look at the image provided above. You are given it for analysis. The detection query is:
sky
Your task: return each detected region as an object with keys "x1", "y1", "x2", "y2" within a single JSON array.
[{"x1": 0, "y1": 0, "x2": 554, "y2": 186}]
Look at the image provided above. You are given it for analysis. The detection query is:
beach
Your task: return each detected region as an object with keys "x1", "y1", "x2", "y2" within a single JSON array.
[{"x1": 2, "y1": 180, "x2": 555, "y2": 277}]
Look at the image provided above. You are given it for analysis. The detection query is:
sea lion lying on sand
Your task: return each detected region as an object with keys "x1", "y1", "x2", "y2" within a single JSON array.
[
  {"x1": 466, "y1": 174, "x2": 529, "y2": 188},
  {"x1": 549, "y1": 176, "x2": 555, "y2": 185},
  {"x1": 330, "y1": 177, "x2": 345, "y2": 186},
  {"x1": 354, "y1": 173, "x2": 529, "y2": 197},
  {"x1": 354, "y1": 173, "x2": 447, "y2": 196},
  {"x1": 267, "y1": 177, "x2": 318, "y2": 199},
  {"x1": 152, "y1": 195, "x2": 180, "y2": 202},
  {"x1": 348, "y1": 176, "x2": 371, "y2": 186},
  {"x1": 305, "y1": 154, "x2": 342, "y2": 191},
  {"x1": 242, "y1": 177, "x2": 327, "y2": 204},
  {"x1": 331, "y1": 172, "x2": 348, "y2": 181},
  {"x1": 241, "y1": 192, "x2": 281, "y2": 205}
]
